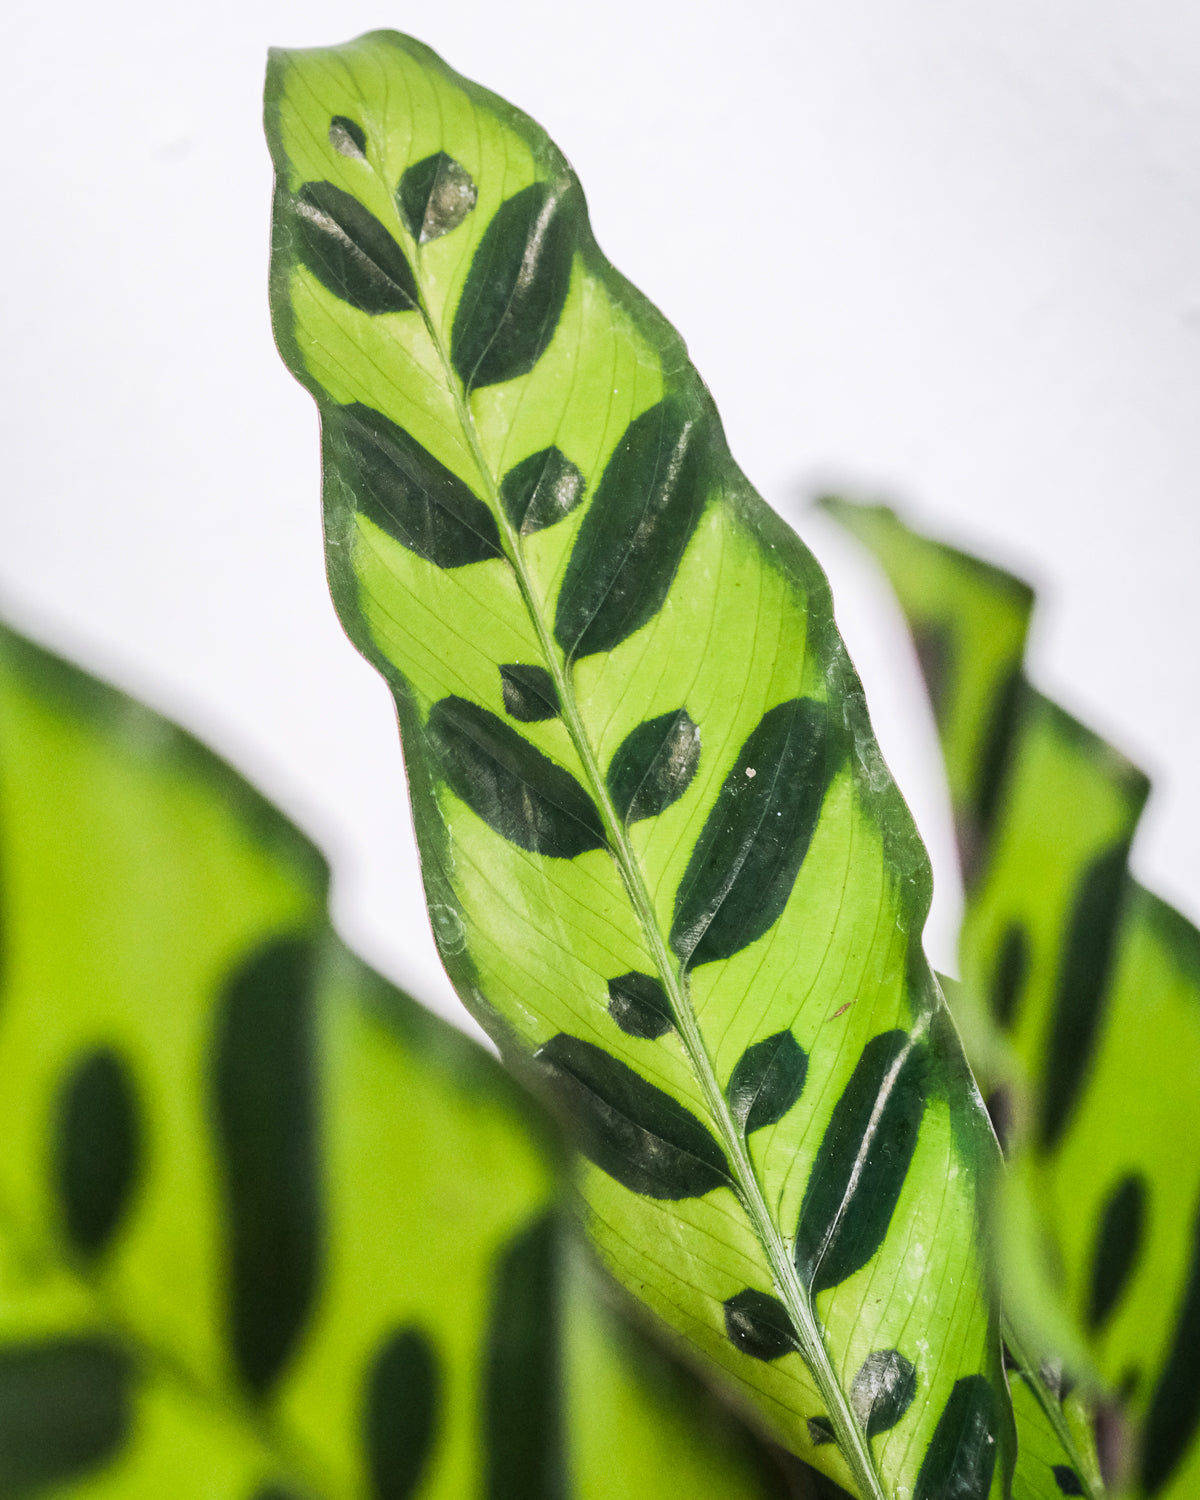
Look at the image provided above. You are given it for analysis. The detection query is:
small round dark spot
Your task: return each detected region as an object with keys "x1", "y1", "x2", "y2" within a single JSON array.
[{"x1": 1052, "y1": 1464, "x2": 1085, "y2": 1496}]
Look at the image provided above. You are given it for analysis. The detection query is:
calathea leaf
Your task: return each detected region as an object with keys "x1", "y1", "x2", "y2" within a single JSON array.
[
  {"x1": 829, "y1": 497, "x2": 1200, "y2": 1498},
  {"x1": 0, "y1": 618, "x2": 790, "y2": 1500},
  {"x1": 268, "y1": 35, "x2": 1010, "y2": 1499}
]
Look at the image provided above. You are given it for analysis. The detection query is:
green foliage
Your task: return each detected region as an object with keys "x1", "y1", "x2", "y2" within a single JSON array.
[
  {"x1": 266, "y1": 31, "x2": 1011, "y2": 1500},
  {"x1": 826, "y1": 498, "x2": 1200, "y2": 1499},
  {"x1": 0, "y1": 621, "x2": 793, "y2": 1500}
]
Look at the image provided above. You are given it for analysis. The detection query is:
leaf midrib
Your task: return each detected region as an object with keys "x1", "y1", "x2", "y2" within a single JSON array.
[{"x1": 399, "y1": 197, "x2": 889, "y2": 1500}]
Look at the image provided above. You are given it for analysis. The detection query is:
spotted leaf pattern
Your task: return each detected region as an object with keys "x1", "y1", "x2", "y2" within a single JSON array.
[
  {"x1": 0, "y1": 619, "x2": 793, "y2": 1500},
  {"x1": 829, "y1": 496, "x2": 1200, "y2": 1498},
  {"x1": 268, "y1": 34, "x2": 1009, "y2": 1499}
]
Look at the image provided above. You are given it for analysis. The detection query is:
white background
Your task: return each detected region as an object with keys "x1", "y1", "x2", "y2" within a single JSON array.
[{"x1": 6, "y1": 2, "x2": 1199, "y2": 1037}]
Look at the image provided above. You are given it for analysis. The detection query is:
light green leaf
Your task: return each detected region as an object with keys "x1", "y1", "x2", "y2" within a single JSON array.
[
  {"x1": 0, "y1": 620, "x2": 792, "y2": 1500},
  {"x1": 826, "y1": 498, "x2": 1200, "y2": 1499},
  {"x1": 267, "y1": 33, "x2": 1010, "y2": 1498}
]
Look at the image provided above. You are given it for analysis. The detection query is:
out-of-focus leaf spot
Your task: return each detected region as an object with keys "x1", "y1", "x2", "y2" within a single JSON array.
[
  {"x1": 1087, "y1": 1172, "x2": 1147, "y2": 1332},
  {"x1": 0, "y1": 1340, "x2": 131, "y2": 1495},
  {"x1": 54, "y1": 1047, "x2": 141, "y2": 1260},
  {"x1": 989, "y1": 922, "x2": 1030, "y2": 1031},
  {"x1": 364, "y1": 1326, "x2": 440, "y2": 1500},
  {"x1": 1139, "y1": 1200, "x2": 1200, "y2": 1494},
  {"x1": 213, "y1": 933, "x2": 321, "y2": 1396}
]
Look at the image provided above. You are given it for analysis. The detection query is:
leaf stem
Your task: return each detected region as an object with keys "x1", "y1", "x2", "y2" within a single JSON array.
[{"x1": 405, "y1": 239, "x2": 888, "y2": 1500}]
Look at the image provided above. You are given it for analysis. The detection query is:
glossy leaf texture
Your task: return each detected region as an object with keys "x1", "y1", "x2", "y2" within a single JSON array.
[
  {"x1": 0, "y1": 619, "x2": 795, "y2": 1500},
  {"x1": 267, "y1": 34, "x2": 1008, "y2": 1499},
  {"x1": 826, "y1": 499, "x2": 1200, "y2": 1499}
]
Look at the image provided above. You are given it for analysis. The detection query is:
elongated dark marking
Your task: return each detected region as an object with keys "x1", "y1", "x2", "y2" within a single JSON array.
[
  {"x1": 484, "y1": 1215, "x2": 565, "y2": 1500},
  {"x1": 794, "y1": 1031, "x2": 927, "y2": 1295},
  {"x1": 364, "y1": 1327, "x2": 440, "y2": 1500},
  {"x1": 213, "y1": 934, "x2": 321, "y2": 1396},
  {"x1": 535, "y1": 1034, "x2": 731, "y2": 1200},
  {"x1": 499, "y1": 663, "x2": 559, "y2": 723},
  {"x1": 606, "y1": 971, "x2": 673, "y2": 1040},
  {"x1": 726, "y1": 1030, "x2": 808, "y2": 1135},
  {"x1": 850, "y1": 1349, "x2": 916, "y2": 1438},
  {"x1": 671, "y1": 699, "x2": 833, "y2": 969},
  {"x1": 1037, "y1": 841, "x2": 1131, "y2": 1150},
  {"x1": 808, "y1": 1416, "x2": 836, "y2": 1447},
  {"x1": 328, "y1": 404, "x2": 502, "y2": 569},
  {"x1": 328, "y1": 115, "x2": 367, "y2": 158},
  {"x1": 723, "y1": 1288, "x2": 797, "y2": 1362},
  {"x1": 1053, "y1": 1466, "x2": 1085, "y2": 1496},
  {"x1": 911, "y1": 622, "x2": 955, "y2": 728},
  {"x1": 397, "y1": 152, "x2": 477, "y2": 243},
  {"x1": 989, "y1": 921, "x2": 1030, "y2": 1031},
  {"x1": 1139, "y1": 1200, "x2": 1200, "y2": 1494},
  {"x1": 0, "y1": 1340, "x2": 131, "y2": 1494},
  {"x1": 293, "y1": 182, "x2": 419, "y2": 315},
  {"x1": 1087, "y1": 1173, "x2": 1147, "y2": 1332},
  {"x1": 554, "y1": 396, "x2": 710, "y2": 661},
  {"x1": 606, "y1": 708, "x2": 700, "y2": 824},
  {"x1": 451, "y1": 181, "x2": 576, "y2": 390},
  {"x1": 54, "y1": 1047, "x2": 140, "y2": 1259},
  {"x1": 499, "y1": 447, "x2": 585, "y2": 536},
  {"x1": 428, "y1": 697, "x2": 605, "y2": 858},
  {"x1": 912, "y1": 1376, "x2": 998, "y2": 1500}
]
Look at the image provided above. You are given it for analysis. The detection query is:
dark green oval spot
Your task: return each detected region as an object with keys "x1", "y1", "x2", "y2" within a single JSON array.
[
  {"x1": 427, "y1": 697, "x2": 605, "y2": 859},
  {"x1": 397, "y1": 152, "x2": 477, "y2": 244},
  {"x1": 850, "y1": 1348, "x2": 917, "y2": 1438},
  {"x1": 484, "y1": 1214, "x2": 565, "y2": 1500},
  {"x1": 990, "y1": 921, "x2": 1030, "y2": 1031},
  {"x1": 451, "y1": 180, "x2": 576, "y2": 390},
  {"x1": 606, "y1": 708, "x2": 700, "y2": 824},
  {"x1": 722, "y1": 1288, "x2": 796, "y2": 1362},
  {"x1": 1038, "y1": 840, "x2": 1131, "y2": 1150},
  {"x1": 606, "y1": 971, "x2": 672, "y2": 1040},
  {"x1": 671, "y1": 698, "x2": 833, "y2": 969},
  {"x1": 913, "y1": 1375, "x2": 998, "y2": 1500},
  {"x1": 1087, "y1": 1172, "x2": 1147, "y2": 1332},
  {"x1": 54, "y1": 1047, "x2": 140, "y2": 1259},
  {"x1": 327, "y1": 403, "x2": 502, "y2": 569},
  {"x1": 0, "y1": 1339, "x2": 131, "y2": 1495},
  {"x1": 213, "y1": 934, "x2": 321, "y2": 1396},
  {"x1": 554, "y1": 395, "x2": 710, "y2": 662},
  {"x1": 1053, "y1": 1466, "x2": 1085, "y2": 1496},
  {"x1": 364, "y1": 1326, "x2": 440, "y2": 1500},
  {"x1": 329, "y1": 116, "x2": 367, "y2": 159},
  {"x1": 535, "y1": 1034, "x2": 730, "y2": 1200},
  {"x1": 293, "y1": 181, "x2": 419, "y2": 316},
  {"x1": 1140, "y1": 1199, "x2": 1200, "y2": 1494},
  {"x1": 726, "y1": 1029, "x2": 808, "y2": 1136},
  {"x1": 794, "y1": 1031, "x2": 927, "y2": 1295},
  {"x1": 499, "y1": 664, "x2": 559, "y2": 723},
  {"x1": 499, "y1": 447, "x2": 585, "y2": 536}
]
